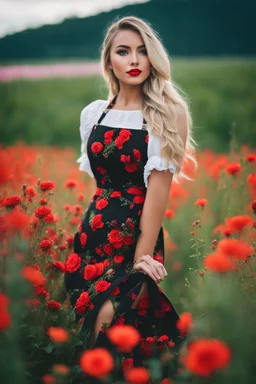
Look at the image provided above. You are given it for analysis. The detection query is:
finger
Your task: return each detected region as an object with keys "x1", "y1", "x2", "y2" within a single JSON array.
[{"x1": 135, "y1": 262, "x2": 158, "y2": 283}]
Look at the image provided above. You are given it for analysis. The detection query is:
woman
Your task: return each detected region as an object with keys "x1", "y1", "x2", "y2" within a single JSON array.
[{"x1": 64, "y1": 15, "x2": 197, "y2": 379}]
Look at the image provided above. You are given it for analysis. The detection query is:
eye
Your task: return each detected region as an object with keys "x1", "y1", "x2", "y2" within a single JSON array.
[
  {"x1": 140, "y1": 49, "x2": 148, "y2": 55},
  {"x1": 116, "y1": 49, "x2": 128, "y2": 55}
]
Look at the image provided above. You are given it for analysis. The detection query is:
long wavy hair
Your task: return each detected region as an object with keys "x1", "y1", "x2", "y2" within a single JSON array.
[{"x1": 100, "y1": 16, "x2": 198, "y2": 182}]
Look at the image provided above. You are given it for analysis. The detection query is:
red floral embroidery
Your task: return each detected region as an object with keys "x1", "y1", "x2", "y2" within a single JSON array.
[
  {"x1": 91, "y1": 142, "x2": 103, "y2": 154},
  {"x1": 113, "y1": 255, "x2": 124, "y2": 264},
  {"x1": 104, "y1": 130, "x2": 114, "y2": 144},
  {"x1": 75, "y1": 292, "x2": 90, "y2": 314},
  {"x1": 103, "y1": 244, "x2": 113, "y2": 256},
  {"x1": 134, "y1": 195, "x2": 145, "y2": 204},
  {"x1": 108, "y1": 229, "x2": 123, "y2": 249},
  {"x1": 95, "y1": 280, "x2": 111, "y2": 293},
  {"x1": 80, "y1": 232, "x2": 88, "y2": 248},
  {"x1": 125, "y1": 163, "x2": 139, "y2": 173},
  {"x1": 133, "y1": 149, "x2": 141, "y2": 161},
  {"x1": 115, "y1": 129, "x2": 132, "y2": 149},
  {"x1": 120, "y1": 154, "x2": 131, "y2": 163},
  {"x1": 65, "y1": 253, "x2": 81, "y2": 273},
  {"x1": 96, "y1": 198, "x2": 109, "y2": 210},
  {"x1": 111, "y1": 286, "x2": 120, "y2": 296},
  {"x1": 110, "y1": 191, "x2": 122, "y2": 198},
  {"x1": 91, "y1": 214, "x2": 104, "y2": 231},
  {"x1": 84, "y1": 264, "x2": 97, "y2": 280}
]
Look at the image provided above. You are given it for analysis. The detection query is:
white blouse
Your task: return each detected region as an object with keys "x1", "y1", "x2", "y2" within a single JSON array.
[{"x1": 77, "y1": 99, "x2": 177, "y2": 188}]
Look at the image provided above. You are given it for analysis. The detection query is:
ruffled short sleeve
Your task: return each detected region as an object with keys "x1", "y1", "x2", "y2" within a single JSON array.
[
  {"x1": 77, "y1": 100, "x2": 102, "y2": 178},
  {"x1": 144, "y1": 132, "x2": 177, "y2": 188}
]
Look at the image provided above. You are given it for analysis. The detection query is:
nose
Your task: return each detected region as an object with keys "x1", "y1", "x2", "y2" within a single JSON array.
[{"x1": 130, "y1": 52, "x2": 139, "y2": 66}]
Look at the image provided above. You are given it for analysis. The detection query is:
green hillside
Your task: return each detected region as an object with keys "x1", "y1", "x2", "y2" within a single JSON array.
[{"x1": 0, "y1": 0, "x2": 255, "y2": 61}]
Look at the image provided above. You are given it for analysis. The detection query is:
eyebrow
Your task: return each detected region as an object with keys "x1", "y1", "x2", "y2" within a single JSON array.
[{"x1": 115, "y1": 44, "x2": 146, "y2": 49}]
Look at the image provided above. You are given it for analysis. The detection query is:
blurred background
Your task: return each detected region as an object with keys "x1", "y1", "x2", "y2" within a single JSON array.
[{"x1": 0, "y1": 0, "x2": 255, "y2": 152}]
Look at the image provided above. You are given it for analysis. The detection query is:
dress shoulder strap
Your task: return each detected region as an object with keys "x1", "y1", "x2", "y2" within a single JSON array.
[{"x1": 93, "y1": 95, "x2": 148, "y2": 130}]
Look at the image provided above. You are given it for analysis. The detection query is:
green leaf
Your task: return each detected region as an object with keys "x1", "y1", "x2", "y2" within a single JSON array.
[{"x1": 44, "y1": 343, "x2": 53, "y2": 354}]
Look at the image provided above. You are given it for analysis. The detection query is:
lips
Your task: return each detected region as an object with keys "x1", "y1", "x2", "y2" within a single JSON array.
[{"x1": 127, "y1": 69, "x2": 142, "y2": 76}]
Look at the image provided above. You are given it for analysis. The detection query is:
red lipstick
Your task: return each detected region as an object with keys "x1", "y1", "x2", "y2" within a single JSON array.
[{"x1": 127, "y1": 69, "x2": 142, "y2": 76}]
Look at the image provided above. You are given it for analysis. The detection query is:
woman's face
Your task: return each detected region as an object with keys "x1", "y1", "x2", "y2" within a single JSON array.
[{"x1": 109, "y1": 29, "x2": 151, "y2": 86}]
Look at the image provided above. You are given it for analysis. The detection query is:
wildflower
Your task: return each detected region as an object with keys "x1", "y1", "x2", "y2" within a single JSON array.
[
  {"x1": 165, "y1": 209, "x2": 175, "y2": 218},
  {"x1": 47, "y1": 327, "x2": 69, "y2": 343},
  {"x1": 52, "y1": 364, "x2": 70, "y2": 375},
  {"x1": 46, "y1": 300, "x2": 61, "y2": 311},
  {"x1": 176, "y1": 312, "x2": 193, "y2": 336},
  {"x1": 3, "y1": 195, "x2": 21, "y2": 208},
  {"x1": 225, "y1": 215, "x2": 253, "y2": 234},
  {"x1": 40, "y1": 181, "x2": 55, "y2": 191},
  {"x1": 22, "y1": 266, "x2": 46, "y2": 286},
  {"x1": 225, "y1": 162, "x2": 241, "y2": 175},
  {"x1": 184, "y1": 339, "x2": 231, "y2": 377},
  {"x1": 35, "y1": 206, "x2": 52, "y2": 219},
  {"x1": 64, "y1": 179, "x2": 78, "y2": 189},
  {"x1": 125, "y1": 366, "x2": 150, "y2": 384},
  {"x1": 40, "y1": 239, "x2": 52, "y2": 251},
  {"x1": 245, "y1": 154, "x2": 256, "y2": 163},
  {"x1": 0, "y1": 293, "x2": 11, "y2": 331},
  {"x1": 204, "y1": 252, "x2": 234, "y2": 272},
  {"x1": 195, "y1": 198, "x2": 208, "y2": 207},
  {"x1": 80, "y1": 348, "x2": 114, "y2": 378},
  {"x1": 107, "y1": 325, "x2": 140, "y2": 352},
  {"x1": 217, "y1": 238, "x2": 252, "y2": 260}
]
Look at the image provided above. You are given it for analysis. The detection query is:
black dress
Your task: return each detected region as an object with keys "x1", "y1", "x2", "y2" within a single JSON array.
[{"x1": 64, "y1": 95, "x2": 185, "y2": 377}]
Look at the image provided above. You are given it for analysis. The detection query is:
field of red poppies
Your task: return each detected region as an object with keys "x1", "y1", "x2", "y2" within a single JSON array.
[{"x1": 0, "y1": 142, "x2": 256, "y2": 383}]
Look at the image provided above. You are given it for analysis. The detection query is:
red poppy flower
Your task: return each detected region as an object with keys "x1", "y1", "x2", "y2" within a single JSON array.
[
  {"x1": 47, "y1": 327, "x2": 69, "y2": 343},
  {"x1": 40, "y1": 181, "x2": 55, "y2": 191},
  {"x1": 184, "y1": 338, "x2": 231, "y2": 377},
  {"x1": 3, "y1": 195, "x2": 21, "y2": 208},
  {"x1": 40, "y1": 239, "x2": 52, "y2": 251},
  {"x1": 225, "y1": 162, "x2": 241, "y2": 175},
  {"x1": 35, "y1": 206, "x2": 52, "y2": 219},
  {"x1": 125, "y1": 366, "x2": 149, "y2": 384},
  {"x1": 22, "y1": 266, "x2": 46, "y2": 286},
  {"x1": 176, "y1": 312, "x2": 193, "y2": 336},
  {"x1": 46, "y1": 300, "x2": 61, "y2": 311},
  {"x1": 204, "y1": 252, "x2": 234, "y2": 272},
  {"x1": 225, "y1": 215, "x2": 253, "y2": 233},
  {"x1": 107, "y1": 325, "x2": 140, "y2": 352},
  {"x1": 195, "y1": 198, "x2": 208, "y2": 207},
  {"x1": 217, "y1": 238, "x2": 252, "y2": 260},
  {"x1": 80, "y1": 348, "x2": 114, "y2": 378}
]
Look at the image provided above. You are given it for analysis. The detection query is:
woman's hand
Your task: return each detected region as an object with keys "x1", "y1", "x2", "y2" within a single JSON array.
[{"x1": 133, "y1": 254, "x2": 168, "y2": 284}]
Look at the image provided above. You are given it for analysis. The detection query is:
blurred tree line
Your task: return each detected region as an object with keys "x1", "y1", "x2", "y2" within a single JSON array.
[{"x1": 0, "y1": 0, "x2": 255, "y2": 61}]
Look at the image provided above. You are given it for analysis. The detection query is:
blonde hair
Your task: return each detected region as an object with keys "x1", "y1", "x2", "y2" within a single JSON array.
[{"x1": 100, "y1": 16, "x2": 198, "y2": 182}]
